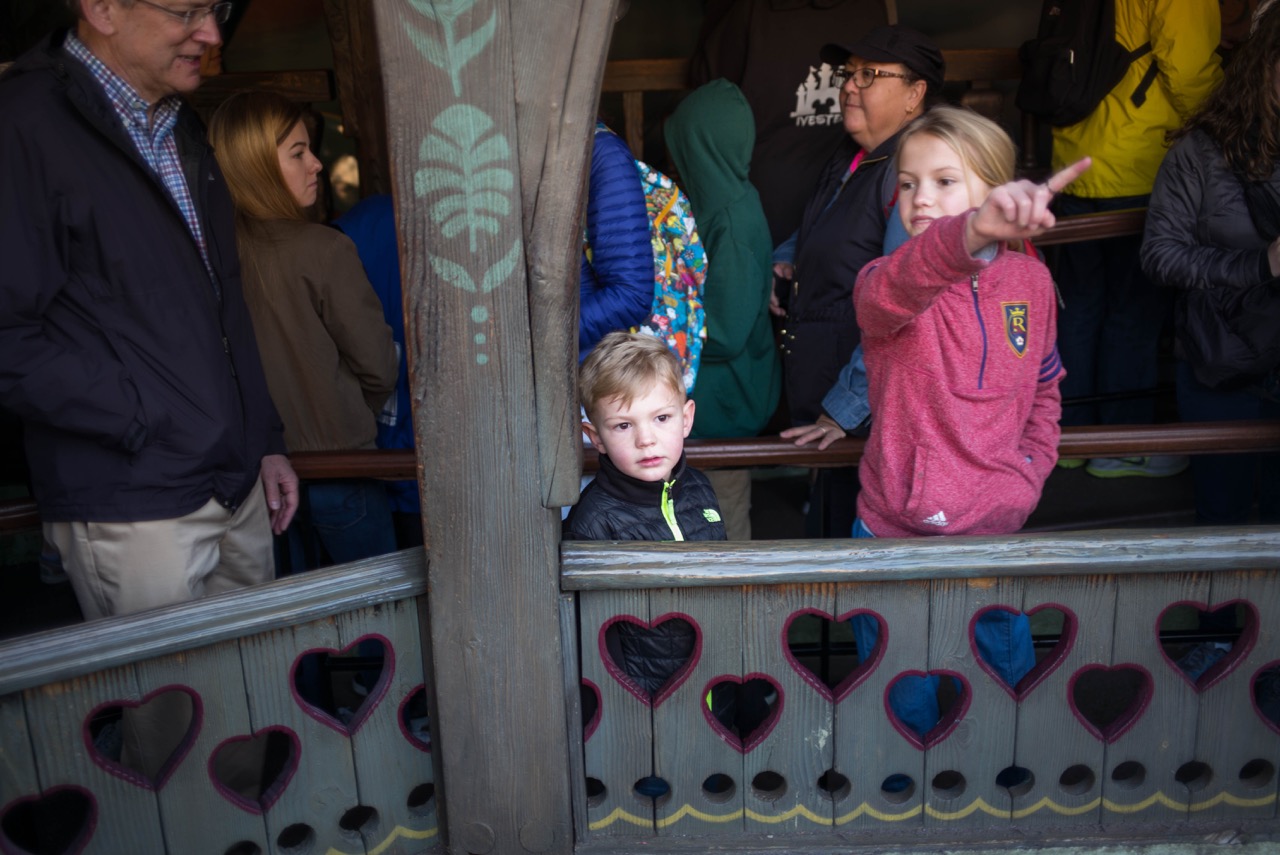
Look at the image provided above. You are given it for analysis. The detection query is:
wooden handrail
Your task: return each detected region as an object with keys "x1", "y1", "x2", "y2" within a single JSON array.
[
  {"x1": 5, "y1": 421, "x2": 1275, "y2": 534},
  {"x1": 1036, "y1": 208, "x2": 1146, "y2": 245}
]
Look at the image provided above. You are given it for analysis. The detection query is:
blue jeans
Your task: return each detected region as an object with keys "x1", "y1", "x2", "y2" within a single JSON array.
[
  {"x1": 1175, "y1": 361, "x2": 1280, "y2": 524},
  {"x1": 1054, "y1": 194, "x2": 1171, "y2": 426},
  {"x1": 283, "y1": 479, "x2": 397, "y2": 573},
  {"x1": 850, "y1": 519, "x2": 1033, "y2": 737}
]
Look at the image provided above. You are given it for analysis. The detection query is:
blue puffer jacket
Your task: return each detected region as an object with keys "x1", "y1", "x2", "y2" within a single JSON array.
[
  {"x1": 578, "y1": 125, "x2": 654, "y2": 360},
  {"x1": 0, "y1": 32, "x2": 284, "y2": 522}
]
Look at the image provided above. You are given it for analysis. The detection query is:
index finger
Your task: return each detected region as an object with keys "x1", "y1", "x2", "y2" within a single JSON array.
[{"x1": 1045, "y1": 157, "x2": 1092, "y2": 195}]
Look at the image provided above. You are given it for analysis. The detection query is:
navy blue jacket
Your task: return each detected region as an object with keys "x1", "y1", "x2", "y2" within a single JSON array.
[{"x1": 0, "y1": 32, "x2": 284, "y2": 522}]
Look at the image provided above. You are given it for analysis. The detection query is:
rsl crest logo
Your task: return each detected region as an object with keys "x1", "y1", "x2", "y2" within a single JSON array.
[{"x1": 1002, "y1": 303, "x2": 1029, "y2": 357}]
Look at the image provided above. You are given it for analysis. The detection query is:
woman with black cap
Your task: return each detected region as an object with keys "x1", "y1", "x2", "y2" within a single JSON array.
[{"x1": 773, "y1": 24, "x2": 945, "y2": 536}]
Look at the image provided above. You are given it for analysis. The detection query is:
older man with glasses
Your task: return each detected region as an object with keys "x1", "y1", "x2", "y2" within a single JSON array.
[{"x1": 0, "y1": 0, "x2": 297, "y2": 780}]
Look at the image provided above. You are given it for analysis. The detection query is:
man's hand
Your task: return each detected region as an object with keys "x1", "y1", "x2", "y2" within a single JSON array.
[
  {"x1": 780, "y1": 414, "x2": 847, "y2": 450},
  {"x1": 260, "y1": 454, "x2": 299, "y2": 535},
  {"x1": 964, "y1": 157, "x2": 1092, "y2": 254}
]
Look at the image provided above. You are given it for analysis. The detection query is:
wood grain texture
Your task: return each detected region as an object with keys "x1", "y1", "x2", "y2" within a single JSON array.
[
  {"x1": 322, "y1": 0, "x2": 392, "y2": 196},
  {"x1": 561, "y1": 528, "x2": 1280, "y2": 590}
]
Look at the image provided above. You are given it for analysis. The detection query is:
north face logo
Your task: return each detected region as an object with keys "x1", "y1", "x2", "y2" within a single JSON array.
[
  {"x1": 789, "y1": 64, "x2": 843, "y2": 127},
  {"x1": 922, "y1": 511, "x2": 949, "y2": 527},
  {"x1": 703, "y1": 509, "x2": 722, "y2": 523}
]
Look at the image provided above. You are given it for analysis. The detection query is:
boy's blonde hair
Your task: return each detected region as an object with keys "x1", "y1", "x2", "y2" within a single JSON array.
[
  {"x1": 580, "y1": 332, "x2": 685, "y2": 423},
  {"x1": 898, "y1": 104, "x2": 1016, "y2": 190}
]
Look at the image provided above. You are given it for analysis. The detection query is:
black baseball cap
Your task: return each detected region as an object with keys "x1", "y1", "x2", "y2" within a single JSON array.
[{"x1": 821, "y1": 25, "x2": 946, "y2": 94}]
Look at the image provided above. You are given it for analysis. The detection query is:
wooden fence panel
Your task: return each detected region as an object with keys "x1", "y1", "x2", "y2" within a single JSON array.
[
  {"x1": 743, "y1": 583, "x2": 837, "y2": 834},
  {"x1": 238, "y1": 617, "x2": 361, "y2": 854},
  {"x1": 835, "y1": 578, "x2": 931, "y2": 833},
  {"x1": 1102, "y1": 572, "x2": 1211, "y2": 824},
  {"x1": 22, "y1": 669, "x2": 167, "y2": 854},
  {"x1": 1011, "y1": 574, "x2": 1116, "y2": 827},
  {"x1": 579, "y1": 589, "x2": 655, "y2": 838},
  {"x1": 652, "y1": 586, "x2": 746, "y2": 837},
  {"x1": 0, "y1": 693, "x2": 49, "y2": 852},
  {"x1": 924, "y1": 577, "x2": 1023, "y2": 829},
  {"x1": 1193, "y1": 570, "x2": 1280, "y2": 824}
]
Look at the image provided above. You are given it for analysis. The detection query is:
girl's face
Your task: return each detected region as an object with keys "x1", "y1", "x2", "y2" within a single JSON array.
[
  {"x1": 277, "y1": 121, "x2": 323, "y2": 208},
  {"x1": 896, "y1": 132, "x2": 993, "y2": 237}
]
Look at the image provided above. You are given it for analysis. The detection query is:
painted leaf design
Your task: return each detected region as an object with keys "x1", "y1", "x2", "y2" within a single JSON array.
[
  {"x1": 482, "y1": 239, "x2": 522, "y2": 294},
  {"x1": 429, "y1": 255, "x2": 476, "y2": 293},
  {"x1": 405, "y1": 0, "x2": 477, "y2": 25},
  {"x1": 403, "y1": 0, "x2": 494, "y2": 97},
  {"x1": 415, "y1": 104, "x2": 514, "y2": 252},
  {"x1": 450, "y1": 9, "x2": 497, "y2": 75}
]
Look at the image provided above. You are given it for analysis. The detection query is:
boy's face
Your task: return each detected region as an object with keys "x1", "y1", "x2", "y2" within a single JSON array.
[{"x1": 583, "y1": 383, "x2": 696, "y2": 483}]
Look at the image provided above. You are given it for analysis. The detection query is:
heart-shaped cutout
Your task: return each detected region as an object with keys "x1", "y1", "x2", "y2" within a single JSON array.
[
  {"x1": 1158, "y1": 601, "x2": 1257, "y2": 693},
  {"x1": 783, "y1": 609, "x2": 884, "y2": 702},
  {"x1": 1252, "y1": 662, "x2": 1280, "y2": 734},
  {"x1": 702, "y1": 674, "x2": 783, "y2": 753},
  {"x1": 884, "y1": 670, "x2": 970, "y2": 749},
  {"x1": 581, "y1": 680, "x2": 601, "y2": 743},
  {"x1": 399, "y1": 685, "x2": 432, "y2": 752},
  {"x1": 600, "y1": 614, "x2": 701, "y2": 708},
  {"x1": 970, "y1": 604, "x2": 1075, "y2": 700},
  {"x1": 1069, "y1": 664, "x2": 1152, "y2": 743},
  {"x1": 209, "y1": 726, "x2": 300, "y2": 814},
  {"x1": 1, "y1": 786, "x2": 97, "y2": 855},
  {"x1": 83, "y1": 686, "x2": 201, "y2": 789},
  {"x1": 292, "y1": 634, "x2": 393, "y2": 735}
]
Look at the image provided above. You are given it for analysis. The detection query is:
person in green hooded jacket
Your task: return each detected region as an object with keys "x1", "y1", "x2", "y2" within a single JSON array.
[{"x1": 665, "y1": 79, "x2": 782, "y2": 539}]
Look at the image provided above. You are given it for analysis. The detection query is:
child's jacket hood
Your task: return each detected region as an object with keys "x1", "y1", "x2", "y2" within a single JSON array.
[{"x1": 664, "y1": 79, "x2": 757, "y2": 222}]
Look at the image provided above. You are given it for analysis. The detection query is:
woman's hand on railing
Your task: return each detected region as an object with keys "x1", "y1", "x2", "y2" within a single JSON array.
[{"x1": 781, "y1": 414, "x2": 847, "y2": 450}]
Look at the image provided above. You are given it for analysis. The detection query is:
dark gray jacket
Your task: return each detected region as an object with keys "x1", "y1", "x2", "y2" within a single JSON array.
[{"x1": 0, "y1": 32, "x2": 284, "y2": 522}]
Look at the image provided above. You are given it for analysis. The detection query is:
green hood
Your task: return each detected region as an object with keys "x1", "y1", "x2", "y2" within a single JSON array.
[{"x1": 664, "y1": 79, "x2": 757, "y2": 222}]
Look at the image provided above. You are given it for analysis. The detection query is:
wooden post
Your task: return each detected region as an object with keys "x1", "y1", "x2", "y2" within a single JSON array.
[
  {"x1": 371, "y1": 1, "x2": 616, "y2": 851},
  {"x1": 323, "y1": 0, "x2": 392, "y2": 198}
]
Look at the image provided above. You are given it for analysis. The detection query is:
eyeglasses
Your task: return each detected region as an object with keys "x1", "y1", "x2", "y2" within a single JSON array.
[
  {"x1": 131, "y1": 0, "x2": 233, "y2": 29},
  {"x1": 832, "y1": 66, "x2": 914, "y2": 89}
]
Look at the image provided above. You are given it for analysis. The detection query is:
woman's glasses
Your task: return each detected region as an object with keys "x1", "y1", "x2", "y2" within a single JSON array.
[{"x1": 832, "y1": 66, "x2": 914, "y2": 89}]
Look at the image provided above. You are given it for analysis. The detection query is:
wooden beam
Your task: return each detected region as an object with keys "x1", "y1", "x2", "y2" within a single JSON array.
[
  {"x1": 1037, "y1": 208, "x2": 1146, "y2": 245},
  {"x1": 187, "y1": 69, "x2": 334, "y2": 113},
  {"x1": 322, "y1": 0, "x2": 392, "y2": 197}
]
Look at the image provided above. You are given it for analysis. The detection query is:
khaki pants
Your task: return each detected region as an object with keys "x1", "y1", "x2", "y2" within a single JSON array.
[{"x1": 47, "y1": 481, "x2": 273, "y2": 782}]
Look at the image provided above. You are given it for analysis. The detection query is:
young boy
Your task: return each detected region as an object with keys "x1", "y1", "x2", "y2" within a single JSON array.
[{"x1": 564, "y1": 331, "x2": 725, "y2": 542}]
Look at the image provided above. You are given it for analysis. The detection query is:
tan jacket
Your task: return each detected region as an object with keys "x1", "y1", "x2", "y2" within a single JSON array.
[
  {"x1": 238, "y1": 219, "x2": 397, "y2": 453},
  {"x1": 1051, "y1": 0, "x2": 1222, "y2": 198}
]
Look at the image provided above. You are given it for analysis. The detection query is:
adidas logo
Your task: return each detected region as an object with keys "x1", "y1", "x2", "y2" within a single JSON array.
[{"x1": 922, "y1": 511, "x2": 949, "y2": 527}]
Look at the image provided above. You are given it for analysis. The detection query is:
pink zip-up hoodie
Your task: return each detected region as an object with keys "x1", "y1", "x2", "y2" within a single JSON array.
[{"x1": 854, "y1": 213, "x2": 1063, "y2": 537}]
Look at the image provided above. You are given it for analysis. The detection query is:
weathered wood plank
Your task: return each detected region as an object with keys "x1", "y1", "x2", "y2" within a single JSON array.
[
  {"x1": 0, "y1": 550, "x2": 426, "y2": 696},
  {"x1": 1011, "y1": 574, "x2": 1115, "y2": 827},
  {"x1": 0, "y1": 693, "x2": 41, "y2": 842},
  {"x1": 561, "y1": 528, "x2": 1280, "y2": 590},
  {"x1": 1103, "y1": 573, "x2": 1211, "y2": 825},
  {"x1": 561, "y1": 593, "x2": 590, "y2": 838},
  {"x1": 23, "y1": 668, "x2": 168, "y2": 854},
  {"x1": 835, "y1": 579, "x2": 930, "y2": 835},
  {"x1": 1191, "y1": 570, "x2": 1280, "y2": 824},
  {"x1": 743, "y1": 583, "x2": 836, "y2": 834},
  {"x1": 580, "y1": 589, "x2": 657, "y2": 838},
  {"x1": 323, "y1": 0, "x2": 392, "y2": 197},
  {"x1": 652, "y1": 587, "x2": 745, "y2": 837},
  {"x1": 924, "y1": 577, "x2": 1021, "y2": 830},
  {"x1": 374, "y1": 0, "x2": 584, "y2": 847}
]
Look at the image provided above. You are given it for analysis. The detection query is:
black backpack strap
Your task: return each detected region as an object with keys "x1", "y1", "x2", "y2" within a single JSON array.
[{"x1": 1128, "y1": 42, "x2": 1157, "y2": 108}]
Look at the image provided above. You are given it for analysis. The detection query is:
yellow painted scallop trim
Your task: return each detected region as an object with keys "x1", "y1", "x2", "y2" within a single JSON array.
[{"x1": 323, "y1": 824, "x2": 438, "y2": 855}]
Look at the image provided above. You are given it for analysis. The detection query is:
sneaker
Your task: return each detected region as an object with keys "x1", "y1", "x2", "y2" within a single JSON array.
[
  {"x1": 1056, "y1": 458, "x2": 1085, "y2": 470},
  {"x1": 1085, "y1": 455, "x2": 1190, "y2": 479}
]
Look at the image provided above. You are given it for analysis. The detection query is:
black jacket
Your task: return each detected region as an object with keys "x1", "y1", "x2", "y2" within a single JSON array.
[
  {"x1": 0, "y1": 32, "x2": 284, "y2": 522},
  {"x1": 782, "y1": 132, "x2": 900, "y2": 423},
  {"x1": 563, "y1": 453, "x2": 726, "y2": 542}
]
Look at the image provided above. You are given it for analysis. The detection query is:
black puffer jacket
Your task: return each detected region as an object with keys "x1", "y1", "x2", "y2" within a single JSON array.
[{"x1": 563, "y1": 452, "x2": 726, "y2": 542}]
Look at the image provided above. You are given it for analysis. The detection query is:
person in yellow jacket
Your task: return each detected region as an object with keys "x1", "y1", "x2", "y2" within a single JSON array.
[{"x1": 1051, "y1": 0, "x2": 1222, "y2": 478}]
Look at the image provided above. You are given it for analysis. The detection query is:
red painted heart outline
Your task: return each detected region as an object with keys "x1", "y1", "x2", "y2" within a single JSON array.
[
  {"x1": 290, "y1": 633, "x2": 394, "y2": 736},
  {"x1": 884, "y1": 670, "x2": 971, "y2": 750},
  {"x1": 1156, "y1": 600, "x2": 1258, "y2": 693},
  {"x1": 83, "y1": 685, "x2": 202, "y2": 790},
  {"x1": 1250, "y1": 660, "x2": 1280, "y2": 736},
  {"x1": 1068, "y1": 663, "x2": 1152, "y2": 744},
  {"x1": 208, "y1": 726, "x2": 300, "y2": 815},
  {"x1": 701, "y1": 673, "x2": 784, "y2": 753},
  {"x1": 0, "y1": 785, "x2": 97, "y2": 855},
  {"x1": 581, "y1": 679, "x2": 602, "y2": 743},
  {"x1": 598, "y1": 613, "x2": 701, "y2": 708},
  {"x1": 781, "y1": 608, "x2": 884, "y2": 703},
  {"x1": 969, "y1": 603, "x2": 1076, "y2": 701},
  {"x1": 398, "y1": 684, "x2": 432, "y2": 753}
]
